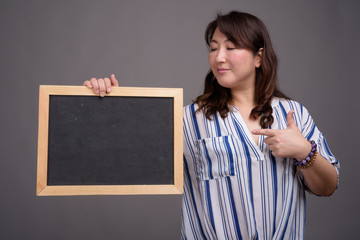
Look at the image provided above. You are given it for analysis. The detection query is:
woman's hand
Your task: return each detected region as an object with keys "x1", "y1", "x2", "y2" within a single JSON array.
[
  {"x1": 83, "y1": 74, "x2": 119, "y2": 97},
  {"x1": 252, "y1": 110, "x2": 311, "y2": 161},
  {"x1": 253, "y1": 110, "x2": 338, "y2": 196}
]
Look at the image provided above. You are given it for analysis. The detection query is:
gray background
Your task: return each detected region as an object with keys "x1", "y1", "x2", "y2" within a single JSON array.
[{"x1": 0, "y1": 0, "x2": 358, "y2": 239}]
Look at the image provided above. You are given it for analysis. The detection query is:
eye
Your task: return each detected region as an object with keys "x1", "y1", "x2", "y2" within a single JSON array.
[
  {"x1": 227, "y1": 47, "x2": 235, "y2": 50},
  {"x1": 209, "y1": 48, "x2": 217, "y2": 52}
]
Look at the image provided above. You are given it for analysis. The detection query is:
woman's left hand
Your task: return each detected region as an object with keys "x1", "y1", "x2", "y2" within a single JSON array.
[{"x1": 252, "y1": 111, "x2": 311, "y2": 161}]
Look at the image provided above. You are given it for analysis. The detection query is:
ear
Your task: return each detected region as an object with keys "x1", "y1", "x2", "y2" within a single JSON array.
[{"x1": 255, "y1": 48, "x2": 263, "y2": 68}]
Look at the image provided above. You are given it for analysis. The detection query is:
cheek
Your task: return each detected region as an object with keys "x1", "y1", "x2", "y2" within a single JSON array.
[
  {"x1": 208, "y1": 54, "x2": 215, "y2": 66},
  {"x1": 229, "y1": 54, "x2": 249, "y2": 65},
  {"x1": 208, "y1": 54, "x2": 217, "y2": 73},
  {"x1": 233, "y1": 49, "x2": 256, "y2": 63}
]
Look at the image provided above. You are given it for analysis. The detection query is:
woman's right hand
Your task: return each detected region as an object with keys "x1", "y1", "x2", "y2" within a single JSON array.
[{"x1": 83, "y1": 74, "x2": 119, "y2": 97}]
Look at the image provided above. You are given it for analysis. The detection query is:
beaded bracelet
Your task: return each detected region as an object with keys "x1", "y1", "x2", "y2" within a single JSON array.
[{"x1": 294, "y1": 140, "x2": 317, "y2": 169}]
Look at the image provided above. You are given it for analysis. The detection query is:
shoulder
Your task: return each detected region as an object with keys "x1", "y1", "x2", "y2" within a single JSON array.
[
  {"x1": 183, "y1": 103, "x2": 210, "y2": 122},
  {"x1": 272, "y1": 97, "x2": 307, "y2": 116},
  {"x1": 273, "y1": 97, "x2": 302, "y2": 109},
  {"x1": 184, "y1": 103, "x2": 198, "y2": 111},
  {"x1": 272, "y1": 97, "x2": 316, "y2": 131},
  {"x1": 183, "y1": 103, "x2": 199, "y2": 125},
  {"x1": 183, "y1": 103, "x2": 199, "y2": 118},
  {"x1": 183, "y1": 103, "x2": 217, "y2": 132}
]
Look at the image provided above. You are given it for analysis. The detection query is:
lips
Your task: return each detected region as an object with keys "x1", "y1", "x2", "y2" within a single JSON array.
[{"x1": 217, "y1": 68, "x2": 229, "y2": 74}]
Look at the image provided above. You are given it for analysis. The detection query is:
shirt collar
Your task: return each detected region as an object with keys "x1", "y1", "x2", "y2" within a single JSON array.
[
  {"x1": 271, "y1": 97, "x2": 280, "y2": 108},
  {"x1": 229, "y1": 97, "x2": 280, "y2": 112},
  {"x1": 228, "y1": 105, "x2": 239, "y2": 112}
]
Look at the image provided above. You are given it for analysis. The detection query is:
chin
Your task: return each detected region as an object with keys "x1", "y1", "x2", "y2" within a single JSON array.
[{"x1": 216, "y1": 78, "x2": 234, "y2": 89}]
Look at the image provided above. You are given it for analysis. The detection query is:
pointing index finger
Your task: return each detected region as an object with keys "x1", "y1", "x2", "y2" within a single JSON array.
[{"x1": 251, "y1": 129, "x2": 276, "y2": 137}]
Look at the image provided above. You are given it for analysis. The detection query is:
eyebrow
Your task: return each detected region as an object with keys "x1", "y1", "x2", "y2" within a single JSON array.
[{"x1": 210, "y1": 39, "x2": 231, "y2": 44}]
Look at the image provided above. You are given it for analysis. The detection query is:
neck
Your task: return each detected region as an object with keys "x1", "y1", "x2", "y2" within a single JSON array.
[{"x1": 230, "y1": 86, "x2": 256, "y2": 109}]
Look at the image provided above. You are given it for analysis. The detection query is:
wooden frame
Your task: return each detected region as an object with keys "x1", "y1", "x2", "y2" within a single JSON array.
[{"x1": 37, "y1": 85, "x2": 183, "y2": 196}]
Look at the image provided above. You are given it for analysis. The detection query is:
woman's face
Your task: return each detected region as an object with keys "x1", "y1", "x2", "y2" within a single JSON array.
[{"x1": 209, "y1": 28, "x2": 261, "y2": 91}]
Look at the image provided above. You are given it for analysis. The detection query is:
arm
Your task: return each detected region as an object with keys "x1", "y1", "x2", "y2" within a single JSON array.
[
  {"x1": 252, "y1": 110, "x2": 338, "y2": 196},
  {"x1": 299, "y1": 151, "x2": 338, "y2": 196}
]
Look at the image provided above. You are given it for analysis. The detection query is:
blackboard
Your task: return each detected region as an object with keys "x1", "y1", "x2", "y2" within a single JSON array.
[{"x1": 36, "y1": 86, "x2": 183, "y2": 196}]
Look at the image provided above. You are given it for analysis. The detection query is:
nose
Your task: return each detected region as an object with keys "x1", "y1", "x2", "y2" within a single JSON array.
[{"x1": 216, "y1": 48, "x2": 226, "y2": 63}]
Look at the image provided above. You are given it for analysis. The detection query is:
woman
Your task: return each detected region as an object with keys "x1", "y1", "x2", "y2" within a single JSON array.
[{"x1": 84, "y1": 11, "x2": 339, "y2": 240}]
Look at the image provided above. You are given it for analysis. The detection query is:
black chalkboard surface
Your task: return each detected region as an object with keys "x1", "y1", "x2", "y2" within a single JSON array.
[
  {"x1": 36, "y1": 86, "x2": 183, "y2": 196},
  {"x1": 48, "y1": 95, "x2": 174, "y2": 185}
]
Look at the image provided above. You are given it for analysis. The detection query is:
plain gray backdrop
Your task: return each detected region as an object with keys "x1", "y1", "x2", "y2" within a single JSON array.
[{"x1": 1, "y1": 0, "x2": 359, "y2": 239}]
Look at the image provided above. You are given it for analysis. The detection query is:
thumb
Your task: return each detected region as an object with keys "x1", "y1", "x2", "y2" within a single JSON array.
[
  {"x1": 286, "y1": 110, "x2": 296, "y2": 128},
  {"x1": 110, "y1": 74, "x2": 119, "y2": 87}
]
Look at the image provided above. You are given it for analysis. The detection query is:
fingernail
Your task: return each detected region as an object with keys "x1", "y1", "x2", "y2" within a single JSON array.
[
  {"x1": 107, "y1": 88, "x2": 111, "y2": 93},
  {"x1": 95, "y1": 89, "x2": 99, "y2": 93},
  {"x1": 100, "y1": 91, "x2": 105, "y2": 97}
]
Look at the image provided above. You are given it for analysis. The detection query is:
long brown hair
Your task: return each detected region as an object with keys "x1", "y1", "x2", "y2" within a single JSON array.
[{"x1": 195, "y1": 11, "x2": 289, "y2": 128}]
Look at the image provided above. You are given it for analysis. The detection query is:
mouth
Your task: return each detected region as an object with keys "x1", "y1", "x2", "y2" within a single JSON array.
[{"x1": 217, "y1": 68, "x2": 229, "y2": 74}]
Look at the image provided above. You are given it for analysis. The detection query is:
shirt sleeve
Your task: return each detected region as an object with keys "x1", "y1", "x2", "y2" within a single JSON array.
[
  {"x1": 181, "y1": 104, "x2": 208, "y2": 239},
  {"x1": 298, "y1": 103, "x2": 340, "y2": 193}
]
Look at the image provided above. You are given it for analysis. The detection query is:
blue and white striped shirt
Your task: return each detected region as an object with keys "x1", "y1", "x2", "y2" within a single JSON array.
[{"x1": 181, "y1": 97, "x2": 339, "y2": 240}]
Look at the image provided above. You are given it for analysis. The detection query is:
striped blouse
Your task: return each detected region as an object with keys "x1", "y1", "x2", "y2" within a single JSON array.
[{"x1": 180, "y1": 97, "x2": 339, "y2": 240}]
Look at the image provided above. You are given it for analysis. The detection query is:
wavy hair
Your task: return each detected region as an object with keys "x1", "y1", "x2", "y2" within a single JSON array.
[{"x1": 195, "y1": 11, "x2": 289, "y2": 128}]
